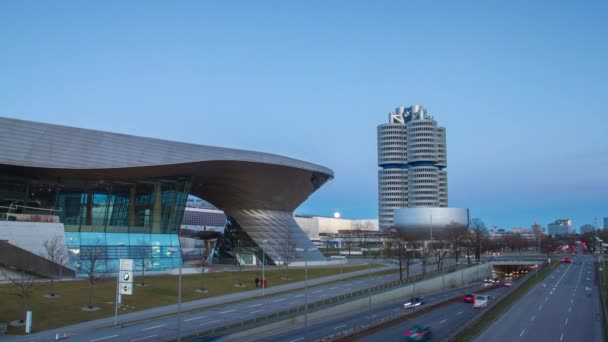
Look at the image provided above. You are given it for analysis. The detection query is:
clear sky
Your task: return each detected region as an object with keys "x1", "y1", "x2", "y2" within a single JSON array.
[{"x1": 1, "y1": 1, "x2": 607, "y2": 232}]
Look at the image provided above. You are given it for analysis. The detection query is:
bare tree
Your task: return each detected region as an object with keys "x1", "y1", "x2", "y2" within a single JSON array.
[
  {"x1": 469, "y1": 217, "x2": 488, "y2": 262},
  {"x1": 443, "y1": 224, "x2": 468, "y2": 265},
  {"x1": 42, "y1": 235, "x2": 68, "y2": 296},
  {"x1": 353, "y1": 222, "x2": 375, "y2": 253},
  {"x1": 0, "y1": 263, "x2": 41, "y2": 323},
  {"x1": 79, "y1": 240, "x2": 109, "y2": 309},
  {"x1": 342, "y1": 232, "x2": 355, "y2": 256},
  {"x1": 385, "y1": 228, "x2": 416, "y2": 282},
  {"x1": 132, "y1": 239, "x2": 152, "y2": 286}
]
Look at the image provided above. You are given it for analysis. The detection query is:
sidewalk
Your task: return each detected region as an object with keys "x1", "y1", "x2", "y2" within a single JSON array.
[{"x1": 3, "y1": 263, "x2": 395, "y2": 340}]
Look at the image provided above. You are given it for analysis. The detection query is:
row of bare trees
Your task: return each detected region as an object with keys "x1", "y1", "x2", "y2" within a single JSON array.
[{"x1": 380, "y1": 217, "x2": 491, "y2": 283}]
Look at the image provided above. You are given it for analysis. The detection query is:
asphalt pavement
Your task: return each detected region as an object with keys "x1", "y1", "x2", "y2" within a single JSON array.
[
  {"x1": 475, "y1": 251, "x2": 603, "y2": 342},
  {"x1": 224, "y1": 282, "x2": 494, "y2": 342},
  {"x1": 7, "y1": 262, "x2": 440, "y2": 342}
]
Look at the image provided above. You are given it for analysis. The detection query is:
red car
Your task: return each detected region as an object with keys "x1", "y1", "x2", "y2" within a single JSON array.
[
  {"x1": 563, "y1": 257, "x2": 572, "y2": 263},
  {"x1": 463, "y1": 294, "x2": 476, "y2": 303}
]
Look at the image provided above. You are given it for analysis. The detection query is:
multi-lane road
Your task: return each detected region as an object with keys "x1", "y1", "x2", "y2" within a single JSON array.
[
  {"x1": 13, "y1": 263, "x2": 442, "y2": 342},
  {"x1": 475, "y1": 251, "x2": 603, "y2": 342},
  {"x1": 225, "y1": 282, "x2": 492, "y2": 342}
]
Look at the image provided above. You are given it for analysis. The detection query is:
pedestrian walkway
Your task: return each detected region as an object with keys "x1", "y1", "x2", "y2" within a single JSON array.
[{"x1": 2, "y1": 263, "x2": 395, "y2": 340}]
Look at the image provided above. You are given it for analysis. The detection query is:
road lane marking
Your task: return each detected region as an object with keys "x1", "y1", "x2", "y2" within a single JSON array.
[
  {"x1": 569, "y1": 307, "x2": 571, "y2": 312},
  {"x1": 330, "y1": 287, "x2": 338, "y2": 290},
  {"x1": 565, "y1": 318, "x2": 568, "y2": 325},
  {"x1": 200, "y1": 320, "x2": 220, "y2": 326},
  {"x1": 130, "y1": 335, "x2": 157, "y2": 342},
  {"x1": 295, "y1": 294, "x2": 305, "y2": 297},
  {"x1": 142, "y1": 324, "x2": 165, "y2": 331},
  {"x1": 538, "y1": 305, "x2": 543, "y2": 310},
  {"x1": 250, "y1": 309, "x2": 264, "y2": 314},
  {"x1": 440, "y1": 319, "x2": 447, "y2": 324},
  {"x1": 457, "y1": 311, "x2": 463, "y2": 315},
  {"x1": 520, "y1": 329, "x2": 525, "y2": 337},
  {"x1": 560, "y1": 333, "x2": 564, "y2": 341},
  {"x1": 531, "y1": 315, "x2": 535, "y2": 321},
  {"x1": 312, "y1": 290, "x2": 323, "y2": 294},
  {"x1": 220, "y1": 310, "x2": 236, "y2": 314},
  {"x1": 273, "y1": 298, "x2": 286, "y2": 302},
  {"x1": 334, "y1": 324, "x2": 346, "y2": 330},
  {"x1": 184, "y1": 315, "x2": 205, "y2": 322},
  {"x1": 91, "y1": 336, "x2": 119, "y2": 342},
  {"x1": 290, "y1": 338, "x2": 305, "y2": 342},
  {"x1": 248, "y1": 304, "x2": 262, "y2": 308},
  {"x1": 545, "y1": 297, "x2": 549, "y2": 302}
]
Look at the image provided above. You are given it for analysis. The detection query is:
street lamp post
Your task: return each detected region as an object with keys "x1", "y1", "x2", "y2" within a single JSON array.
[
  {"x1": 177, "y1": 262, "x2": 182, "y2": 342},
  {"x1": 368, "y1": 260, "x2": 372, "y2": 312},
  {"x1": 262, "y1": 239, "x2": 268, "y2": 296},
  {"x1": 296, "y1": 247, "x2": 317, "y2": 337}
]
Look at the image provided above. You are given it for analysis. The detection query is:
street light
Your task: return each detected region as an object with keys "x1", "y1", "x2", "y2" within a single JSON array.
[
  {"x1": 296, "y1": 247, "x2": 317, "y2": 337},
  {"x1": 262, "y1": 239, "x2": 268, "y2": 296}
]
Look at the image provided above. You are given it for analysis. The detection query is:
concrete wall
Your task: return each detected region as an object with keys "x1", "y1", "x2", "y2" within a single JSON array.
[
  {"x1": 0, "y1": 221, "x2": 68, "y2": 262},
  {"x1": 306, "y1": 263, "x2": 493, "y2": 317}
]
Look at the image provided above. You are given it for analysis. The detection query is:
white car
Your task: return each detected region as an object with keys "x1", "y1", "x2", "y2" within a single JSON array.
[{"x1": 473, "y1": 295, "x2": 489, "y2": 309}]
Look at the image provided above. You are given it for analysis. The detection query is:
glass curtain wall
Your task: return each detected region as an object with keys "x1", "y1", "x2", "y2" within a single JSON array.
[{"x1": 0, "y1": 176, "x2": 190, "y2": 273}]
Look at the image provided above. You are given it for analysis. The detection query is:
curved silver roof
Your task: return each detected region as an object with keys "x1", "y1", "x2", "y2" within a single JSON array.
[{"x1": 0, "y1": 116, "x2": 333, "y2": 176}]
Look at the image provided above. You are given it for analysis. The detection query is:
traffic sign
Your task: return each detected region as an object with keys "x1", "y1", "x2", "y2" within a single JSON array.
[
  {"x1": 120, "y1": 283, "x2": 133, "y2": 295},
  {"x1": 119, "y1": 259, "x2": 134, "y2": 296}
]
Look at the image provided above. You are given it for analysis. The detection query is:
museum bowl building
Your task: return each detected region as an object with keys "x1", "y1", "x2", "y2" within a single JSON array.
[{"x1": 0, "y1": 117, "x2": 332, "y2": 275}]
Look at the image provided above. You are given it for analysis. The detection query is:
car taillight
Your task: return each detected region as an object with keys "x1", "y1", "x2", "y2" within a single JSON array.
[
  {"x1": 404, "y1": 331, "x2": 412, "y2": 336},
  {"x1": 418, "y1": 333, "x2": 425, "y2": 337}
]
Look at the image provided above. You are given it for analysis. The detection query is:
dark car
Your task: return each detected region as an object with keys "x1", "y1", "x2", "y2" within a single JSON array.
[
  {"x1": 404, "y1": 325, "x2": 433, "y2": 341},
  {"x1": 403, "y1": 297, "x2": 424, "y2": 309},
  {"x1": 463, "y1": 294, "x2": 475, "y2": 303}
]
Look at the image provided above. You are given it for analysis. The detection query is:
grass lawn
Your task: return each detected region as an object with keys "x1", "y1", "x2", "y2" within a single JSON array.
[{"x1": 0, "y1": 264, "x2": 384, "y2": 334}]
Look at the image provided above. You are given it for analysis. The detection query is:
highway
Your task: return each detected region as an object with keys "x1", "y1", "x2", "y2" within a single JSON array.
[
  {"x1": 350, "y1": 282, "x2": 512, "y2": 341},
  {"x1": 14, "y1": 262, "x2": 449, "y2": 342},
  {"x1": 224, "y1": 282, "x2": 493, "y2": 342},
  {"x1": 475, "y1": 251, "x2": 603, "y2": 342}
]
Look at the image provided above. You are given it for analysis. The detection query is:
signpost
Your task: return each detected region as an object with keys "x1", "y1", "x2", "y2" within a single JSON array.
[{"x1": 115, "y1": 259, "x2": 133, "y2": 326}]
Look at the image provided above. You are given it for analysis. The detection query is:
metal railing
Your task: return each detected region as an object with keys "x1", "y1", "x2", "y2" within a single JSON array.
[{"x1": 1, "y1": 204, "x2": 61, "y2": 223}]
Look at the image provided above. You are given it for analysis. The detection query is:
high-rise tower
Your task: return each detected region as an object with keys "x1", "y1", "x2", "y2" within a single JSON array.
[{"x1": 377, "y1": 105, "x2": 448, "y2": 230}]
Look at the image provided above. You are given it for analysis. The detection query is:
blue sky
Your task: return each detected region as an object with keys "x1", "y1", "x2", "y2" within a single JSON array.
[{"x1": 1, "y1": 1, "x2": 607, "y2": 231}]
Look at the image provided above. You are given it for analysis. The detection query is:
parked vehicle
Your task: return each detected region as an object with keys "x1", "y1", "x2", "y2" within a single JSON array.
[
  {"x1": 504, "y1": 281, "x2": 513, "y2": 287},
  {"x1": 404, "y1": 325, "x2": 433, "y2": 341}
]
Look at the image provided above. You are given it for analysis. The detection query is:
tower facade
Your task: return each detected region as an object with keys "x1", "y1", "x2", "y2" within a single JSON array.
[{"x1": 377, "y1": 105, "x2": 448, "y2": 230}]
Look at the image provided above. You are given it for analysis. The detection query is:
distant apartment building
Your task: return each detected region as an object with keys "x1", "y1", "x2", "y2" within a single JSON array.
[
  {"x1": 604, "y1": 217, "x2": 608, "y2": 230},
  {"x1": 377, "y1": 105, "x2": 448, "y2": 230},
  {"x1": 548, "y1": 219, "x2": 572, "y2": 236},
  {"x1": 511, "y1": 227, "x2": 537, "y2": 241}
]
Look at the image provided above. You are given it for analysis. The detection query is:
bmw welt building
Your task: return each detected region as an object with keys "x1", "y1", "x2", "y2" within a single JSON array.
[{"x1": 0, "y1": 117, "x2": 332, "y2": 275}]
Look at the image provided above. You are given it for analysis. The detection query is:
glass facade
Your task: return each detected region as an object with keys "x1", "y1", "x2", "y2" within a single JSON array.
[{"x1": 0, "y1": 176, "x2": 191, "y2": 273}]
